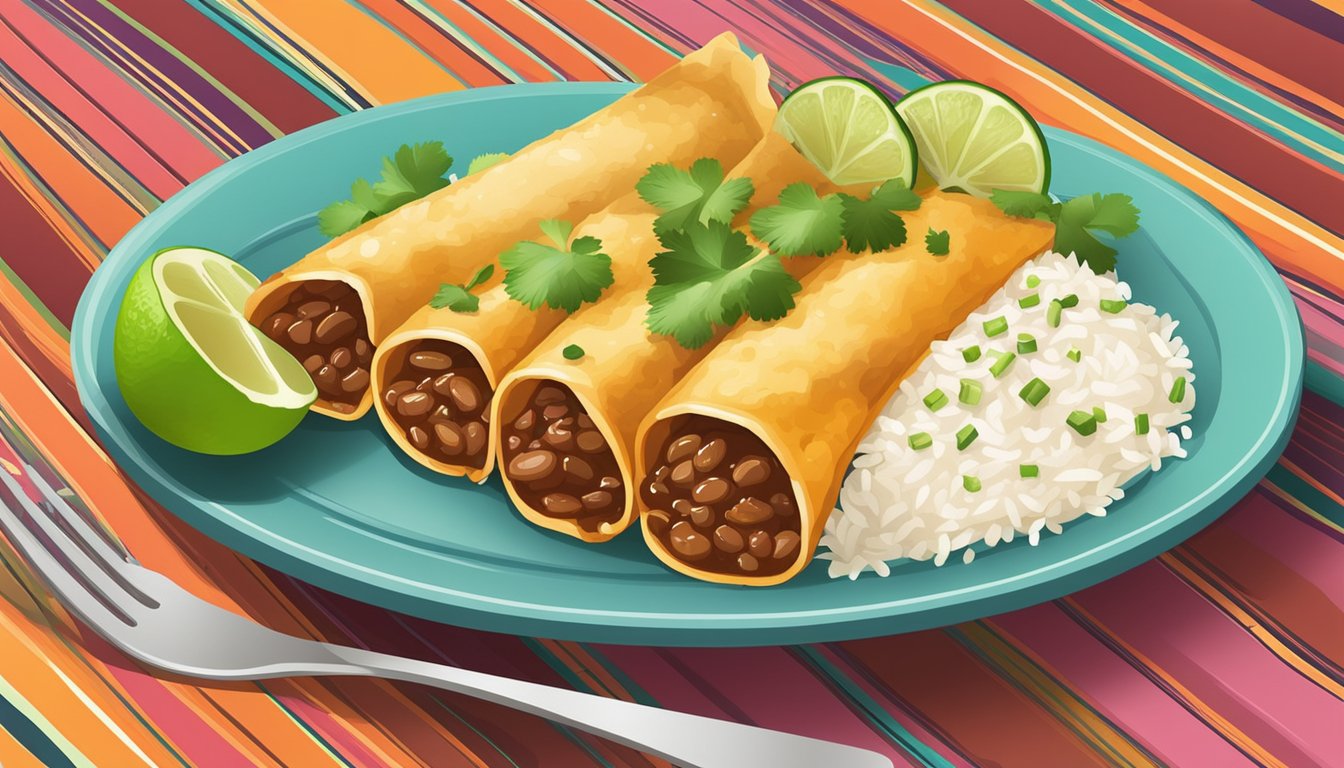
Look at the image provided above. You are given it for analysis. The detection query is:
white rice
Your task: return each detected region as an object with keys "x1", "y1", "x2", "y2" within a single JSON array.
[{"x1": 817, "y1": 251, "x2": 1195, "y2": 579}]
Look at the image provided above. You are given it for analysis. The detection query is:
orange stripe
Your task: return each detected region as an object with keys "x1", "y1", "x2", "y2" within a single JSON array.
[
  {"x1": 359, "y1": 0, "x2": 507, "y2": 86},
  {"x1": 1277, "y1": 457, "x2": 1344, "y2": 507},
  {"x1": 529, "y1": 0, "x2": 677, "y2": 81},
  {"x1": 0, "y1": 724, "x2": 47, "y2": 768},
  {"x1": 418, "y1": 0, "x2": 559, "y2": 82},
  {"x1": 452, "y1": 0, "x2": 615, "y2": 80},
  {"x1": 0, "y1": 145, "x2": 103, "y2": 272}
]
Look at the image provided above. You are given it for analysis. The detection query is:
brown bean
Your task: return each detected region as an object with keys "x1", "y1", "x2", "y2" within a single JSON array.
[
  {"x1": 330, "y1": 347, "x2": 352, "y2": 369},
  {"x1": 542, "y1": 493, "x2": 581, "y2": 515},
  {"x1": 693, "y1": 438, "x2": 726, "y2": 473},
  {"x1": 541, "y1": 403, "x2": 569, "y2": 421},
  {"x1": 748, "y1": 530, "x2": 772, "y2": 558},
  {"x1": 513, "y1": 409, "x2": 535, "y2": 431},
  {"x1": 581, "y1": 490, "x2": 612, "y2": 510},
  {"x1": 653, "y1": 465, "x2": 671, "y2": 483},
  {"x1": 647, "y1": 481, "x2": 669, "y2": 497},
  {"x1": 562, "y1": 455, "x2": 593, "y2": 482},
  {"x1": 646, "y1": 510, "x2": 671, "y2": 537},
  {"x1": 313, "y1": 365, "x2": 339, "y2": 392},
  {"x1": 671, "y1": 499, "x2": 693, "y2": 517},
  {"x1": 506, "y1": 435, "x2": 522, "y2": 451},
  {"x1": 690, "y1": 505, "x2": 714, "y2": 528},
  {"x1": 463, "y1": 421, "x2": 486, "y2": 456},
  {"x1": 302, "y1": 354, "x2": 324, "y2": 373},
  {"x1": 295, "y1": 300, "x2": 331, "y2": 319},
  {"x1": 576, "y1": 413, "x2": 595, "y2": 430},
  {"x1": 534, "y1": 385, "x2": 566, "y2": 405},
  {"x1": 713, "y1": 525, "x2": 744, "y2": 553},
  {"x1": 736, "y1": 553, "x2": 760, "y2": 573},
  {"x1": 434, "y1": 422, "x2": 464, "y2": 455},
  {"x1": 599, "y1": 476, "x2": 622, "y2": 490},
  {"x1": 339, "y1": 367, "x2": 369, "y2": 393},
  {"x1": 669, "y1": 461, "x2": 696, "y2": 486},
  {"x1": 384, "y1": 380, "x2": 414, "y2": 407},
  {"x1": 576, "y1": 430, "x2": 606, "y2": 453},
  {"x1": 448, "y1": 376, "x2": 481, "y2": 412},
  {"x1": 263, "y1": 312, "x2": 295, "y2": 340},
  {"x1": 725, "y1": 497, "x2": 773, "y2": 526},
  {"x1": 429, "y1": 404, "x2": 453, "y2": 422},
  {"x1": 396, "y1": 391, "x2": 433, "y2": 418},
  {"x1": 407, "y1": 426, "x2": 430, "y2": 450},
  {"x1": 314, "y1": 311, "x2": 357, "y2": 344},
  {"x1": 306, "y1": 279, "x2": 344, "y2": 298},
  {"x1": 329, "y1": 402, "x2": 356, "y2": 414},
  {"x1": 692, "y1": 477, "x2": 730, "y2": 505},
  {"x1": 410, "y1": 350, "x2": 453, "y2": 371},
  {"x1": 772, "y1": 531, "x2": 801, "y2": 560},
  {"x1": 770, "y1": 492, "x2": 795, "y2": 515},
  {"x1": 415, "y1": 376, "x2": 435, "y2": 392},
  {"x1": 668, "y1": 522, "x2": 710, "y2": 561},
  {"x1": 542, "y1": 421, "x2": 575, "y2": 451},
  {"x1": 666, "y1": 434, "x2": 701, "y2": 463},
  {"x1": 732, "y1": 457, "x2": 772, "y2": 487},
  {"x1": 507, "y1": 450, "x2": 557, "y2": 482},
  {"x1": 354, "y1": 338, "x2": 372, "y2": 364},
  {"x1": 286, "y1": 319, "x2": 313, "y2": 345},
  {"x1": 528, "y1": 439, "x2": 542, "y2": 450}
]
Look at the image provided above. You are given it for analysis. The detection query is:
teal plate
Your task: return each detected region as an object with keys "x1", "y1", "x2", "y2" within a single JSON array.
[{"x1": 72, "y1": 83, "x2": 1303, "y2": 646}]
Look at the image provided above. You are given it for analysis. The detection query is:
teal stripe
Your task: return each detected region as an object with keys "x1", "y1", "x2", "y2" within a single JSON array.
[
  {"x1": 0, "y1": 691, "x2": 77, "y2": 768},
  {"x1": 254, "y1": 684, "x2": 356, "y2": 768},
  {"x1": 1265, "y1": 463, "x2": 1344, "y2": 527},
  {"x1": 1031, "y1": 0, "x2": 1344, "y2": 171},
  {"x1": 1306, "y1": 360, "x2": 1344, "y2": 407},
  {"x1": 795, "y1": 646, "x2": 953, "y2": 768}
]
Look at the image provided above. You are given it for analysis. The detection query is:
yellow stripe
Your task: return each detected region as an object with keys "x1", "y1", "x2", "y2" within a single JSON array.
[{"x1": 0, "y1": 672, "x2": 97, "y2": 768}]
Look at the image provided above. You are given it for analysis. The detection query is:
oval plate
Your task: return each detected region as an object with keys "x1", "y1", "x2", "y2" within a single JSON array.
[{"x1": 72, "y1": 83, "x2": 1303, "y2": 646}]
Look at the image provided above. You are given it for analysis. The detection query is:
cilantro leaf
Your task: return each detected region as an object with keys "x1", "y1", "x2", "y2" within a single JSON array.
[
  {"x1": 317, "y1": 142, "x2": 454, "y2": 238},
  {"x1": 644, "y1": 222, "x2": 801, "y2": 348},
  {"x1": 501, "y1": 220, "x2": 614, "y2": 312},
  {"x1": 463, "y1": 263, "x2": 494, "y2": 291},
  {"x1": 988, "y1": 189, "x2": 1054, "y2": 219},
  {"x1": 636, "y1": 158, "x2": 754, "y2": 230},
  {"x1": 837, "y1": 180, "x2": 920, "y2": 253},
  {"x1": 870, "y1": 180, "x2": 922, "y2": 211},
  {"x1": 992, "y1": 189, "x2": 1140, "y2": 273},
  {"x1": 428, "y1": 264, "x2": 495, "y2": 313},
  {"x1": 925, "y1": 228, "x2": 949, "y2": 255},
  {"x1": 749, "y1": 183, "x2": 845, "y2": 256},
  {"x1": 1067, "y1": 192, "x2": 1140, "y2": 236},
  {"x1": 467, "y1": 152, "x2": 509, "y2": 176}
]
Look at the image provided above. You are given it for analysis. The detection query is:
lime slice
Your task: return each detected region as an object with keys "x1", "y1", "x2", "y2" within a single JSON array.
[
  {"x1": 775, "y1": 77, "x2": 917, "y2": 187},
  {"x1": 114, "y1": 247, "x2": 316, "y2": 455},
  {"x1": 895, "y1": 80, "x2": 1050, "y2": 197}
]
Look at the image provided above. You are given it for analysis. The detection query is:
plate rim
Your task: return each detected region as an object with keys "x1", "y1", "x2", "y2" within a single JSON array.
[{"x1": 71, "y1": 83, "x2": 1305, "y2": 645}]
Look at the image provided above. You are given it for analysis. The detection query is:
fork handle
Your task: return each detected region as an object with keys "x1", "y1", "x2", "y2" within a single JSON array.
[{"x1": 319, "y1": 644, "x2": 889, "y2": 768}]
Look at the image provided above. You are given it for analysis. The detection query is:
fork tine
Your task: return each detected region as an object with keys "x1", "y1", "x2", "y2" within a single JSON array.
[{"x1": 0, "y1": 468, "x2": 142, "y2": 626}]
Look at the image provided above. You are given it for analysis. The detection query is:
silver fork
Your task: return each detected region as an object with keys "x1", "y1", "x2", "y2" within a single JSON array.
[{"x1": 0, "y1": 466, "x2": 890, "y2": 768}]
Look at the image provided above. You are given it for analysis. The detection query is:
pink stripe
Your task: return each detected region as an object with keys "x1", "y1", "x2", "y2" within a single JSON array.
[
  {"x1": 989, "y1": 604, "x2": 1254, "y2": 767},
  {"x1": 596, "y1": 644, "x2": 919, "y2": 767},
  {"x1": 1072, "y1": 561, "x2": 1344, "y2": 766},
  {"x1": 0, "y1": 17, "x2": 183, "y2": 197},
  {"x1": 0, "y1": 0, "x2": 219, "y2": 181},
  {"x1": 273, "y1": 690, "x2": 385, "y2": 768},
  {"x1": 1216, "y1": 491, "x2": 1344, "y2": 610}
]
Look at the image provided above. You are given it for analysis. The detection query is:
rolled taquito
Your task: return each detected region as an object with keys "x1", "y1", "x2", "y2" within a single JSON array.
[
  {"x1": 369, "y1": 106, "x2": 775, "y2": 483},
  {"x1": 490, "y1": 133, "x2": 846, "y2": 542},
  {"x1": 635, "y1": 191, "x2": 1055, "y2": 585},
  {"x1": 244, "y1": 32, "x2": 774, "y2": 420}
]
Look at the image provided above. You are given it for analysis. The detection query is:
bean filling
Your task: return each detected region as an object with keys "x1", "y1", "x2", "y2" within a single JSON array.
[
  {"x1": 382, "y1": 339, "x2": 493, "y2": 469},
  {"x1": 500, "y1": 383, "x2": 623, "y2": 534},
  {"x1": 256, "y1": 280, "x2": 372, "y2": 414},
  {"x1": 641, "y1": 417, "x2": 801, "y2": 577}
]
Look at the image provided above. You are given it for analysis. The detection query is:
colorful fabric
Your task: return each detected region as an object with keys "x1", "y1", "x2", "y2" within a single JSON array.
[{"x1": 1, "y1": 1, "x2": 1341, "y2": 765}]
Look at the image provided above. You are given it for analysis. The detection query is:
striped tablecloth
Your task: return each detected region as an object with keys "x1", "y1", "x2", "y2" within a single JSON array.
[{"x1": 1, "y1": 2, "x2": 1342, "y2": 766}]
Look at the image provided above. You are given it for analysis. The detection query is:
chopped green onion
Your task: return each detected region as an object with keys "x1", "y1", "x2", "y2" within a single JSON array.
[
  {"x1": 983, "y1": 316, "x2": 1008, "y2": 337},
  {"x1": 1019, "y1": 464, "x2": 1039, "y2": 478},
  {"x1": 1134, "y1": 413, "x2": 1150, "y2": 435},
  {"x1": 1100, "y1": 298, "x2": 1127, "y2": 314},
  {"x1": 956, "y1": 424, "x2": 978, "y2": 451},
  {"x1": 1018, "y1": 293, "x2": 1040, "y2": 309},
  {"x1": 1066, "y1": 347, "x2": 1082, "y2": 362},
  {"x1": 1059, "y1": 294, "x2": 1079, "y2": 308},
  {"x1": 1169, "y1": 376, "x2": 1187, "y2": 403},
  {"x1": 908, "y1": 432, "x2": 932, "y2": 451},
  {"x1": 1092, "y1": 406, "x2": 1108, "y2": 423},
  {"x1": 1067, "y1": 410, "x2": 1098, "y2": 436},
  {"x1": 1019, "y1": 378, "x2": 1051, "y2": 407},
  {"x1": 923, "y1": 388, "x2": 949, "y2": 412},
  {"x1": 959, "y1": 379, "x2": 982, "y2": 405},
  {"x1": 961, "y1": 345, "x2": 982, "y2": 363},
  {"x1": 562, "y1": 344, "x2": 585, "y2": 360},
  {"x1": 1047, "y1": 299, "x2": 1063, "y2": 328},
  {"x1": 962, "y1": 475, "x2": 981, "y2": 493},
  {"x1": 989, "y1": 351, "x2": 1016, "y2": 378},
  {"x1": 1017, "y1": 333, "x2": 1037, "y2": 354},
  {"x1": 1026, "y1": 275, "x2": 1040, "y2": 289}
]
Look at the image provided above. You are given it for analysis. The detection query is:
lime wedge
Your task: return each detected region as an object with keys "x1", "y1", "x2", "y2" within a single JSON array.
[
  {"x1": 114, "y1": 247, "x2": 316, "y2": 455},
  {"x1": 775, "y1": 77, "x2": 917, "y2": 187},
  {"x1": 895, "y1": 80, "x2": 1050, "y2": 197}
]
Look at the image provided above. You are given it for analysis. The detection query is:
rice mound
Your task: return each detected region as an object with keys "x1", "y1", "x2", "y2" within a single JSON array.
[{"x1": 819, "y1": 251, "x2": 1195, "y2": 578}]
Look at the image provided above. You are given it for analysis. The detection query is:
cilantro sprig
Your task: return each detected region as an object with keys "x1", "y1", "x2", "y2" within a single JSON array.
[
  {"x1": 429, "y1": 264, "x2": 494, "y2": 313},
  {"x1": 500, "y1": 220, "x2": 614, "y2": 313},
  {"x1": 925, "y1": 229, "x2": 949, "y2": 255},
  {"x1": 636, "y1": 159, "x2": 754, "y2": 231},
  {"x1": 749, "y1": 183, "x2": 845, "y2": 257},
  {"x1": 990, "y1": 190, "x2": 1140, "y2": 273},
  {"x1": 838, "y1": 181, "x2": 921, "y2": 253},
  {"x1": 466, "y1": 152, "x2": 509, "y2": 176},
  {"x1": 645, "y1": 222, "x2": 801, "y2": 348},
  {"x1": 318, "y1": 142, "x2": 453, "y2": 238}
]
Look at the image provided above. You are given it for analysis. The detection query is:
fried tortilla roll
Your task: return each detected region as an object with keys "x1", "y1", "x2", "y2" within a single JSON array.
[
  {"x1": 491, "y1": 134, "x2": 843, "y2": 541},
  {"x1": 636, "y1": 191, "x2": 1056, "y2": 585},
  {"x1": 244, "y1": 32, "x2": 774, "y2": 420}
]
